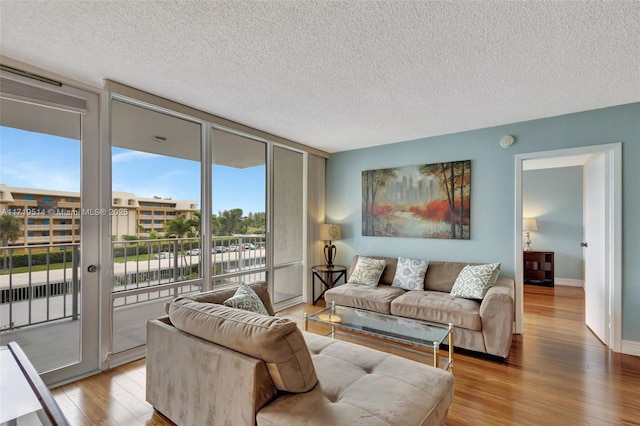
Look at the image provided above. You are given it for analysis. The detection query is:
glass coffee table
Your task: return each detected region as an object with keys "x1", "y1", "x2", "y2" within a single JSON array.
[{"x1": 305, "y1": 302, "x2": 453, "y2": 371}]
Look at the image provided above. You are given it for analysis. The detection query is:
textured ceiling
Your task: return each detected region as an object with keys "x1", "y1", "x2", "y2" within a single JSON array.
[{"x1": 1, "y1": 1, "x2": 638, "y2": 153}]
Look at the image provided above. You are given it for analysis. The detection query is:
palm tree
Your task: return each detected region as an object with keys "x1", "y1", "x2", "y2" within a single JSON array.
[
  {"x1": 164, "y1": 216, "x2": 192, "y2": 239},
  {"x1": 164, "y1": 217, "x2": 193, "y2": 266},
  {"x1": 1, "y1": 215, "x2": 22, "y2": 270},
  {"x1": 148, "y1": 230, "x2": 160, "y2": 255}
]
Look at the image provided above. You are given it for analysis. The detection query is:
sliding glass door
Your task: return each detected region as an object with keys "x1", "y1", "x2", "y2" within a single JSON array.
[{"x1": 0, "y1": 73, "x2": 100, "y2": 384}]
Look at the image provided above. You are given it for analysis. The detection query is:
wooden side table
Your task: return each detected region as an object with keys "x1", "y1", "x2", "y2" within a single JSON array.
[
  {"x1": 523, "y1": 251, "x2": 555, "y2": 286},
  {"x1": 311, "y1": 265, "x2": 347, "y2": 305}
]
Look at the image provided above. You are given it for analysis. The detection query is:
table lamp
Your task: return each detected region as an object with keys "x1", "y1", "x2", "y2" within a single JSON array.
[
  {"x1": 319, "y1": 224, "x2": 341, "y2": 267},
  {"x1": 523, "y1": 218, "x2": 538, "y2": 251}
]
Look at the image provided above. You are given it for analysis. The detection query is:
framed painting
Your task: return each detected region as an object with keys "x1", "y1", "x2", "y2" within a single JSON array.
[{"x1": 362, "y1": 161, "x2": 470, "y2": 239}]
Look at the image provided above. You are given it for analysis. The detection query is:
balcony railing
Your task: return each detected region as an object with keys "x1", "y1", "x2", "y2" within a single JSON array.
[
  {"x1": 1, "y1": 243, "x2": 80, "y2": 331},
  {"x1": 0, "y1": 235, "x2": 267, "y2": 331}
]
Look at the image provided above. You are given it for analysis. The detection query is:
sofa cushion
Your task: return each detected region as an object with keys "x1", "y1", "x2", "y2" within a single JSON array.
[
  {"x1": 390, "y1": 290, "x2": 482, "y2": 331},
  {"x1": 392, "y1": 257, "x2": 429, "y2": 291},
  {"x1": 324, "y1": 284, "x2": 406, "y2": 314},
  {"x1": 223, "y1": 282, "x2": 270, "y2": 315},
  {"x1": 186, "y1": 281, "x2": 275, "y2": 316},
  {"x1": 348, "y1": 256, "x2": 386, "y2": 286},
  {"x1": 424, "y1": 261, "x2": 472, "y2": 292},
  {"x1": 450, "y1": 263, "x2": 501, "y2": 300},
  {"x1": 257, "y1": 332, "x2": 454, "y2": 426},
  {"x1": 168, "y1": 298, "x2": 317, "y2": 393}
]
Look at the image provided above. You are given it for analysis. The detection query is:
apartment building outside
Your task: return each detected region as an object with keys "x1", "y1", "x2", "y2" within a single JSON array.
[{"x1": 0, "y1": 184, "x2": 198, "y2": 246}]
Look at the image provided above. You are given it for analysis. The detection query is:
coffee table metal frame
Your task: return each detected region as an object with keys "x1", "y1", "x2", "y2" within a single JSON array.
[{"x1": 305, "y1": 301, "x2": 453, "y2": 371}]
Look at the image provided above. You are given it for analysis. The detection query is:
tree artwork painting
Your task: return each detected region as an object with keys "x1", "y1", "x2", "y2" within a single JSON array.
[{"x1": 362, "y1": 161, "x2": 471, "y2": 239}]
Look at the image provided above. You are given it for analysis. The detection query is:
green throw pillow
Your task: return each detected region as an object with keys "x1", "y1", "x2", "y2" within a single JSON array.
[
  {"x1": 348, "y1": 256, "x2": 386, "y2": 287},
  {"x1": 223, "y1": 282, "x2": 270, "y2": 315},
  {"x1": 450, "y1": 263, "x2": 500, "y2": 300}
]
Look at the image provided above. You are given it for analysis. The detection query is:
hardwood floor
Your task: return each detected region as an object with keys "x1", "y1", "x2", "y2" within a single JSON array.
[{"x1": 52, "y1": 285, "x2": 640, "y2": 425}]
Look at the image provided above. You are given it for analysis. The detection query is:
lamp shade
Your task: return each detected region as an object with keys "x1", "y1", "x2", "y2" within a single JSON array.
[
  {"x1": 319, "y1": 224, "x2": 342, "y2": 241},
  {"x1": 523, "y1": 218, "x2": 538, "y2": 232}
]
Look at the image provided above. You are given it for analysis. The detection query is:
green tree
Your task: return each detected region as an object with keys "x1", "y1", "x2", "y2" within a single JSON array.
[
  {"x1": 186, "y1": 211, "x2": 221, "y2": 236},
  {"x1": 164, "y1": 216, "x2": 192, "y2": 238},
  {"x1": 188, "y1": 212, "x2": 201, "y2": 236},
  {"x1": 245, "y1": 212, "x2": 266, "y2": 233},
  {"x1": 165, "y1": 217, "x2": 193, "y2": 266},
  {"x1": 211, "y1": 214, "x2": 221, "y2": 235},
  {"x1": 1, "y1": 215, "x2": 22, "y2": 269},
  {"x1": 218, "y1": 209, "x2": 246, "y2": 235}
]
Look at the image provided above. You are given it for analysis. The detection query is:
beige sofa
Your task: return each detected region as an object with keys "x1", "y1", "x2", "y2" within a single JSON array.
[
  {"x1": 324, "y1": 256, "x2": 514, "y2": 359},
  {"x1": 146, "y1": 282, "x2": 454, "y2": 426}
]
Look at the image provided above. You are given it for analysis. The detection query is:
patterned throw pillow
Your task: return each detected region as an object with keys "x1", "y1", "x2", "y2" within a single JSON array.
[
  {"x1": 392, "y1": 257, "x2": 429, "y2": 291},
  {"x1": 348, "y1": 256, "x2": 386, "y2": 287},
  {"x1": 223, "y1": 282, "x2": 270, "y2": 315},
  {"x1": 450, "y1": 263, "x2": 501, "y2": 300}
]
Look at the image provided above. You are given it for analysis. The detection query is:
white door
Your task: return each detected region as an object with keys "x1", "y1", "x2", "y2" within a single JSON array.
[{"x1": 583, "y1": 153, "x2": 608, "y2": 345}]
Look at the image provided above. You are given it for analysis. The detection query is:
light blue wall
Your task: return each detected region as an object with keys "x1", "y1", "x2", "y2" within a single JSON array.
[
  {"x1": 523, "y1": 167, "x2": 583, "y2": 281},
  {"x1": 325, "y1": 103, "x2": 640, "y2": 342}
]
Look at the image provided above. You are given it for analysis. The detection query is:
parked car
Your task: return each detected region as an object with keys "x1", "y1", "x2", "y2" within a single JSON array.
[
  {"x1": 186, "y1": 249, "x2": 201, "y2": 256},
  {"x1": 212, "y1": 246, "x2": 228, "y2": 253},
  {"x1": 228, "y1": 245, "x2": 239, "y2": 252},
  {"x1": 154, "y1": 252, "x2": 172, "y2": 259},
  {"x1": 242, "y1": 243, "x2": 255, "y2": 250}
]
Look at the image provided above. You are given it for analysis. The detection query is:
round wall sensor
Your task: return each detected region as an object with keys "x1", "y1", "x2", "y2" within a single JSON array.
[{"x1": 500, "y1": 135, "x2": 515, "y2": 148}]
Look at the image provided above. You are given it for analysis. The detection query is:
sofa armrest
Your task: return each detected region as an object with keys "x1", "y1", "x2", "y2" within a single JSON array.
[
  {"x1": 146, "y1": 317, "x2": 278, "y2": 425},
  {"x1": 478, "y1": 277, "x2": 514, "y2": 358}
]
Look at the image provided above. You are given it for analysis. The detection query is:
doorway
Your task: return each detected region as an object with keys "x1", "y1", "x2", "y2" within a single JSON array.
[{"x1": 514, "y1": 143, "x2": 622, "y2": 352}]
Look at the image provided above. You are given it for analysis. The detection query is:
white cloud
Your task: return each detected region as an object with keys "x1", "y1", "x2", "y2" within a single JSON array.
[
  {"x1": 1, "y1": 161, "x2": 80, "y2": 192},
  {"x1": 112, "y1": 151, "x2": 162, "y2": 163}
]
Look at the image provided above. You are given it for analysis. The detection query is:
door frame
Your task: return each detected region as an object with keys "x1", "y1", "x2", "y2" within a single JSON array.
[{"x1": 514, "y1": 143, "x2": 622, "y2": 352}]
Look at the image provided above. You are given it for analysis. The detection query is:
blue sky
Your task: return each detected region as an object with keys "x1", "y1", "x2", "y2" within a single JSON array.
[{"x1": 0, "y1": 126, "x2": 266, "y2": 214}]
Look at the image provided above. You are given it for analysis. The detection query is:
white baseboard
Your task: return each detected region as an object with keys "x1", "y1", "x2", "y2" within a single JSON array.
[
  {"x1": 555, "y1": 278, "x2": 584, "y2": 287},
  {"x1": 621, "y1": 340, "x2": 640, "y2": 357}
]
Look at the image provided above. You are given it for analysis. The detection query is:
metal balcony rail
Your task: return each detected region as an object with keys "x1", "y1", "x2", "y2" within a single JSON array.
[
  {"x1": 0, "y1": 235, "x2": 266, "y2": 331},
  {"x1": 0, "y1": 243, "x2": 79, "y2": 331}
]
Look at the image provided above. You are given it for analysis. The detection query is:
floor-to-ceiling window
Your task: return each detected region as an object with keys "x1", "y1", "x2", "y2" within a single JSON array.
[
  {"x1": 0, "y1": 64, "x2": 319, "y2": 379},
  {"x1": 210, "y1": 129, "x2": 267, "y2": 287},
  {"x1": 106, "y1": 94, "x2": 307, "y2": 365},
  {"x1": 109, "y1": 98, "x2": 202, "y2": 357}
]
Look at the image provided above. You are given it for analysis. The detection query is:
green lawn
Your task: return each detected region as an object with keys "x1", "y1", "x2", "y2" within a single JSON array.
[
  {"x1": 114, "y1": 254, "x2": 153, "y2": 263},
  {"x1": 0, "y1": 263, "x2": 69, "y2": 275},
  {"x1": 0, "y1": 253, "x2": 180, "y2": 273}
]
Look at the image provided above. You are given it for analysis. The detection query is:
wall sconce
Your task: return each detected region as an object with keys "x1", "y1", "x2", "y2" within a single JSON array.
[
  {"x1": 523, "y1": 218, "x2": 538, "y2": 251},
  {"x1": 319, "y1": 224, "x2": 342, "y2": 267}
]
